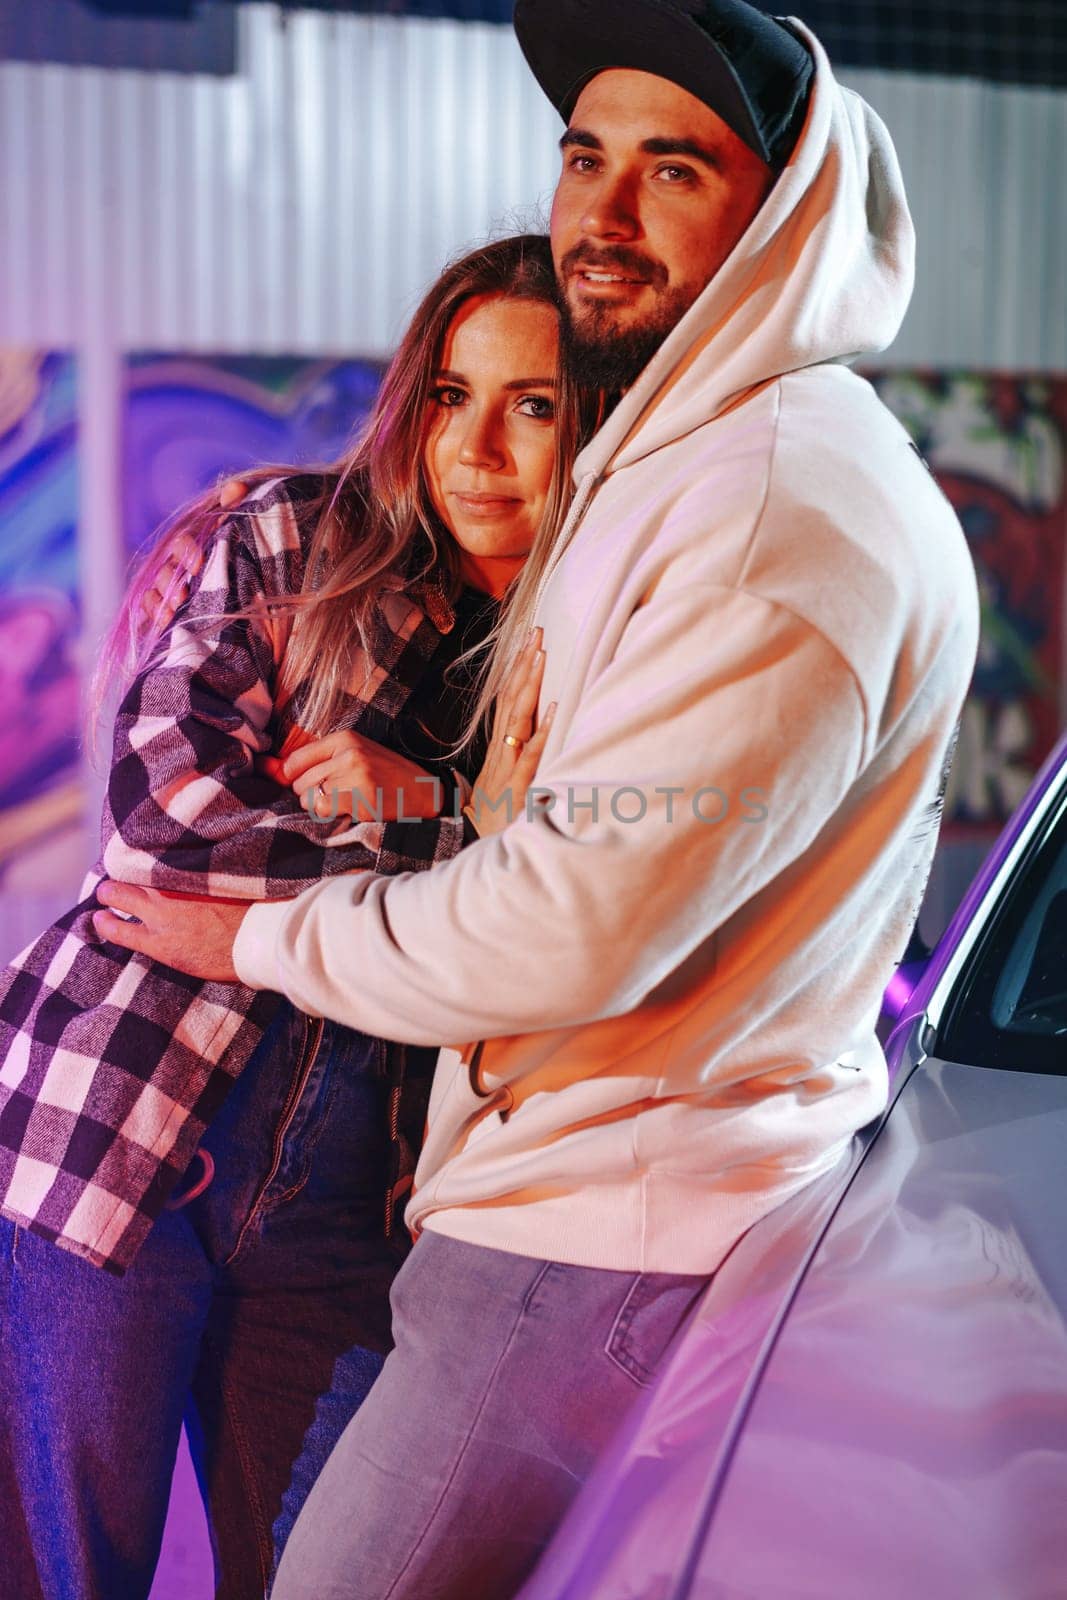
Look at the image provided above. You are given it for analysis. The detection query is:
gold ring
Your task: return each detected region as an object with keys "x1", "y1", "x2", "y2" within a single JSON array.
[{"x1": 502, "y1": 733, "x2": 523, "y2": 750}]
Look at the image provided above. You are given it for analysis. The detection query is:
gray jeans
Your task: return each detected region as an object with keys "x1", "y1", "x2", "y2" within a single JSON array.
[{"x1": 271, "y1": 1229, "x2": 709, "y2": 1600}]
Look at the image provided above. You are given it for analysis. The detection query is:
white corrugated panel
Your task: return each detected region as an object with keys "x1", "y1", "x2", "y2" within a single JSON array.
[
  {"x1": 1, "y1": 6, "x2": 1063, "y2": 364},
  {"x1": 841, "y1": 67, "x2": 1067, "y2": 370},
  {"x1": 0, "y1": 6, "x2": 562, "y2": 356}
]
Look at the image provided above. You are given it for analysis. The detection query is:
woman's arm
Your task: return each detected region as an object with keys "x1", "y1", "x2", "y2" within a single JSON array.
[
  {"x1": 102, "y1": 478, "x2": 466, "y2": 900},
  {"x1": 267, "y1": 632, "x2": 554, "y2": 838}
]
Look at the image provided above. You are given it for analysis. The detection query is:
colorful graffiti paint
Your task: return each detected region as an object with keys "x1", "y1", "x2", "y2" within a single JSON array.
[
  {"x1": 123, "y1": 354, "x2": 386, "y2": 558},
  {"x1": 0, "y1": 350, "x2": 86, "y2": 894},
  {"x1": 868, "y1": 372, "x2": 1067, "y2": 835}
]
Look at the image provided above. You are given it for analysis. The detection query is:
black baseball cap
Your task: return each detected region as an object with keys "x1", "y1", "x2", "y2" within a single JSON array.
[{"x1": 513, "y1": 0, "x2": 813, "y2": 171}]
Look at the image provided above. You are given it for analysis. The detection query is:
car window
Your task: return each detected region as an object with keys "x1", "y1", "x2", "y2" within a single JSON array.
[{"x1": 938, "y1": 784, "x2": 1067, "y2": 1075}]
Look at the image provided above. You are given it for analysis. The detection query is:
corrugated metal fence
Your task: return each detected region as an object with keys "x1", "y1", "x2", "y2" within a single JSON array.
[{"x1": 2, "y1": 4, "x2": 1064, "y2": 363}]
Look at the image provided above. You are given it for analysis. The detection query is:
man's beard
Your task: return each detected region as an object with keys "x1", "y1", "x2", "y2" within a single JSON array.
[{"x1": 557, "y1": 246, "x2": 697, "y2": 391}]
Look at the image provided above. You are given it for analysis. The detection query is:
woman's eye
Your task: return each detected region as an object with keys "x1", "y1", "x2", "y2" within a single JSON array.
[
  {"x1": 431, "y1": 386, "x2": 467, "y2": 407},
  {"x1": 517, "y1": 395, "x2": 555, "y2": 420}
]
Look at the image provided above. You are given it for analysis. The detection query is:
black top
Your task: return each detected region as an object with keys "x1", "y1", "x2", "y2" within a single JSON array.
[{"x1": 391, "y1": 584, "x2": 501, "y2": 789}]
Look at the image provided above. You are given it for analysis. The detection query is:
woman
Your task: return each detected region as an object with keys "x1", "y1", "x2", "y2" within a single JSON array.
[{"x1": 0, "y1": 234, "x2": 600, "y2": 1600}]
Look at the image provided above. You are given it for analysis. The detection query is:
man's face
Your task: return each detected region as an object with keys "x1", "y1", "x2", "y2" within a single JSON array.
[{"x1": 550, "y1": 68, "x2": 774, "y2": 389}]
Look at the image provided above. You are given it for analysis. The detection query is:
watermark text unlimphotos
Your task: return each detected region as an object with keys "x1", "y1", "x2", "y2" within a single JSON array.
[{"x1": 306, "y1": 777, "x2": 769, "y2": 827}]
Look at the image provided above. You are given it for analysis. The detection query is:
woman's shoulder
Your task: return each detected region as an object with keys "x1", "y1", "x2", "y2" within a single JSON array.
[
  {"x1": 218, "y1": 469, "x2": 368, "y2": 594},
  {"x1": 226, "y1": 470, "x2": 335, "y2": 555}
]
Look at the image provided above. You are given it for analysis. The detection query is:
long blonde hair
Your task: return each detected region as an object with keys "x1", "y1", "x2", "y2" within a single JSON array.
[{"x1": 96, "y1": 234, "x2": 602, "y2": 754}]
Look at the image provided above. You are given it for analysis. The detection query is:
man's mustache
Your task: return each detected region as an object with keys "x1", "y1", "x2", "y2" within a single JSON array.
[{"x1": 560, "y1": 245, "x2": 668, "y2": 288}]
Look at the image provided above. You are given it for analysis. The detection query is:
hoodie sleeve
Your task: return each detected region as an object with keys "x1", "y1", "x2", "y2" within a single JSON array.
[{"x1": 232, "y1": 582, "x2": 867, "y2": 1038}]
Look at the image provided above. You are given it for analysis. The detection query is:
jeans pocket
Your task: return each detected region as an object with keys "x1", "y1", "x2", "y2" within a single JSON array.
[{"x1": 605, "y1": 1271, "x2": 708, "y2": 1389}]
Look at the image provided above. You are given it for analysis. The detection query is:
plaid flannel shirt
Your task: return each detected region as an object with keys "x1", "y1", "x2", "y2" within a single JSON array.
[{"x1": 0, "y1": 475, "x2": 474, "y2": 1274}]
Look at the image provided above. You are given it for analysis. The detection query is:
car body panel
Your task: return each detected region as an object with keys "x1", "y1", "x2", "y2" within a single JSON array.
[
  {"x1": 521, "y1": 733, "x2": 1067, "y2": 1600},
  {"x1": 692, "y1": 1057, "x2": 1067, "y2": 1599}
]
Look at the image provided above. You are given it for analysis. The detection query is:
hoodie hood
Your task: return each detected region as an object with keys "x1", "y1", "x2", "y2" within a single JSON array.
[{"x1": 571, "y1": 20, "x2": 915, "y2": 481}]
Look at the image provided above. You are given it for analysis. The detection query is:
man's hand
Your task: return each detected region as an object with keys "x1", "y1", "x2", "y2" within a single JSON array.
[{"x1": 93, "y1": 881, "x2": 251, "y2": 983}]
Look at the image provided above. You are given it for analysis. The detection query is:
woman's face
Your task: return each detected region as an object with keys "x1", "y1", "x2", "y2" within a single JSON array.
[{"x1": 425, "y1": 292, "x2": 561, "y2": 598}]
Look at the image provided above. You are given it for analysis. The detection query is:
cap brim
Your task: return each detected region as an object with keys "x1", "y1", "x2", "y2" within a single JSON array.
[{"x1": 513, "y1": 0, "x2": 770, "y2": 163}]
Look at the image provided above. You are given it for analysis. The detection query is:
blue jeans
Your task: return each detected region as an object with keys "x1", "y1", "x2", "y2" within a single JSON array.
[
  {"x1": 271, "y1": 1230, "x2": 710, "y2": 1600},
  {"x1": 0, "y1": 1004, "x2": 415, "y2": 1600}
]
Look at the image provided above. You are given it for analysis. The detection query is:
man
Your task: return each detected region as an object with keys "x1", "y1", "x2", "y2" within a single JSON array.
[{"x1": 96, "y1": 2, "x2": 979, "y2": 1596}]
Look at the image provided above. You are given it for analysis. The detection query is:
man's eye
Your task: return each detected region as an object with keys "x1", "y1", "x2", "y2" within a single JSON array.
[
  {"x1": 517, "y1": 396, "x2": 555, "y2": 420},
  {"x1": 430, "y1": 386, "x2": 467, "y2": 407},
  {"x1": 566, "y1": 153, "x2": 598, "y2": 174},
  {"x1": 656, "y1": 164, "x2": 696, "y2": 184}
]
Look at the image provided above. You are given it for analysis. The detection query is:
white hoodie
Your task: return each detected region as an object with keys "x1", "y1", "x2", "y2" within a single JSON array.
[{"x1": 234, "y1": 27, "x2": 979, "y2": 1274}]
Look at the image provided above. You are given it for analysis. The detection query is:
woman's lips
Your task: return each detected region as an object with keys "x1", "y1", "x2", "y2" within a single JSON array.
[{"x1": 451, "y1": 492, "x2": 523, "y2": 517}]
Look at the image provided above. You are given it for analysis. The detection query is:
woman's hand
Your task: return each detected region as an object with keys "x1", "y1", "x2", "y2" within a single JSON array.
[
  {"x1": 138, "y1": 478, "x2": 250, "y2": 630},
  {"x1": 261, "y1": 730, "x2": 444, "y2": 824},
  {"x1": 466, "y1": 628, "x2": 556, "y2": 838},
  {"x1": 138, "y1": 532, "x2": 204, "y2": 631}
]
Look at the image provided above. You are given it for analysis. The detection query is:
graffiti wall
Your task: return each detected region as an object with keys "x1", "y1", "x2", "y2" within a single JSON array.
[
  {"x1": 868, "y1": 372, "x2": 1067, "y2": 836},
  {"x1": 0, "y1": 352, "x2": 391, "y2": 949},
  {"x1": 123, "y1": 354, "x2": 387, "y2": 557},
  {"x1": 0, "y1": 350, "x2": 86, "y2": 897}
]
